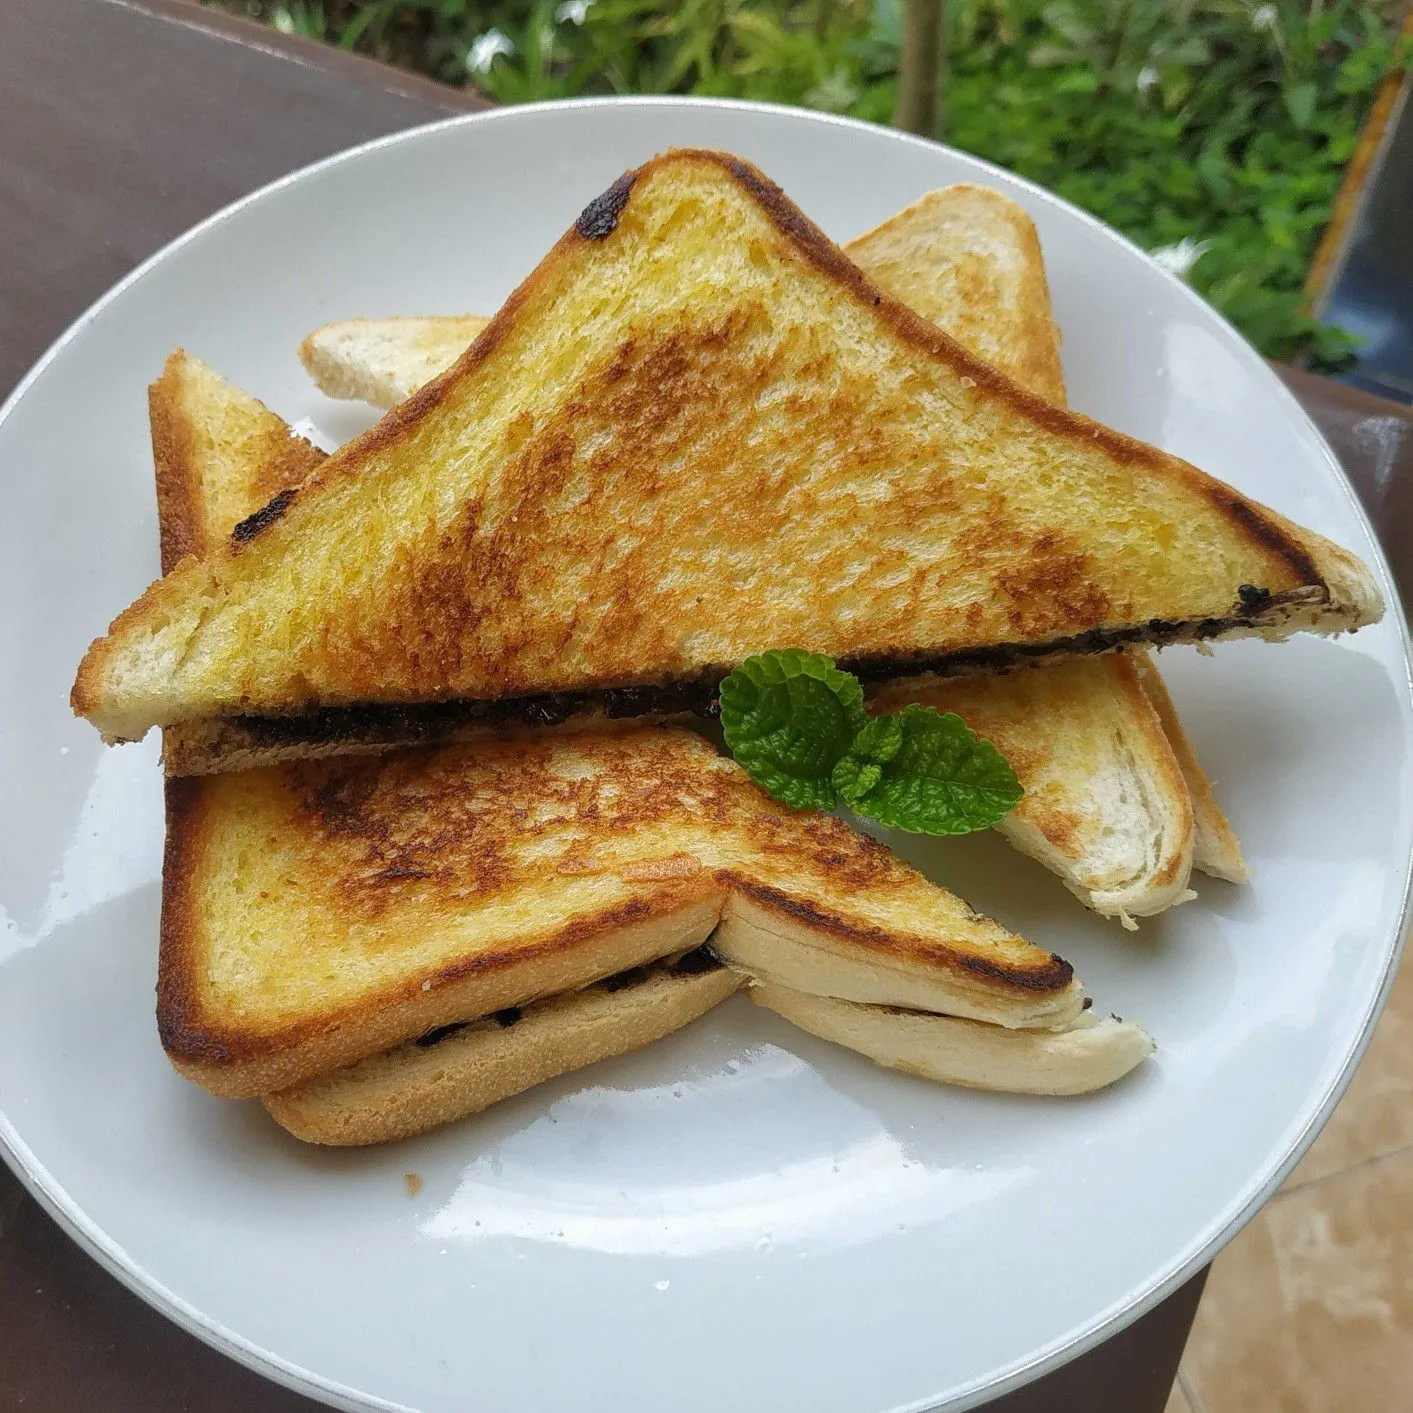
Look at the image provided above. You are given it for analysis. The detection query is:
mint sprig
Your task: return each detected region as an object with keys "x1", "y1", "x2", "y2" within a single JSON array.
[
  {"x1": 719, "y1": 650, "x2": 1022, "y2": 836},
  {"x1": 842, "y1": 703, "x2": 1024, "y2": 834},
  {"x1": 718, "y1": 649, "x2": 869, "y2": 812}
]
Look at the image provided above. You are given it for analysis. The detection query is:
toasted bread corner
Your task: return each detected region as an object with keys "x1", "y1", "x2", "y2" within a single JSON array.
[{"x1": 847, "y1": 183, "x2": 1067, "y2": 406}]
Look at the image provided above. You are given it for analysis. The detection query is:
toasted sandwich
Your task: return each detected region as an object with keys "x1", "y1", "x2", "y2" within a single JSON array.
[
  {"x1": 155, "y1": 343, "x2": 1192, "y2": 923},
  {"x1": 73, "y1": 150, "x2": 1380, "y2": 753},
  {"x1": 187, "y1": 183, "x2": 1241, "y2": 915},
  {"x1": 154, "y1": 358, "x2": 1152, "y2": 1144}
]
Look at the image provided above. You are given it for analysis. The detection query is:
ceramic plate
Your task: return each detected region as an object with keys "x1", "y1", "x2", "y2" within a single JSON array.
[{"x1": 1, "y1": 99, "x2": 1409, "y2": 1413}]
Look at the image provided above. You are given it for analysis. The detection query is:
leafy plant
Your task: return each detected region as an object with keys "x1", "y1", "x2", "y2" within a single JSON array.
[{"x1": 207, "y1": 0, "x2": 1408, "y2": 363}]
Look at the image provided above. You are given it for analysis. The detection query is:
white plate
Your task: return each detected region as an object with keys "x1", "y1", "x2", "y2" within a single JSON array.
[{"x1": 1, "y1": 98, "x2": 1410, "y2": 1413}]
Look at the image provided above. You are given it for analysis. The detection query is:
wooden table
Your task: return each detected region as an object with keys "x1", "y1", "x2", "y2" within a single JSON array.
[{"x1": 2, "y1": 3, "x2": 1409, "y2": 1410}]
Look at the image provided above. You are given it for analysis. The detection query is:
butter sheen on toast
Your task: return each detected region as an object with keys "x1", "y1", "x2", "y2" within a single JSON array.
[{"x1": 75, "y1": 150, "x2": 1380, "y2": 745}]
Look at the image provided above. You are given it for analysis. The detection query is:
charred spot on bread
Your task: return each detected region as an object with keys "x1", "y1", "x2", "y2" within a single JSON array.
[
  {"x1": 576, "y1": 171, "x2": 636, "y2": 240},
  {"x1": 230, "y1": 486, "x2": 298, "y2": 543},
  {"x1": 1237, "y1": 583, "x2": 1272, "y2": 610}
]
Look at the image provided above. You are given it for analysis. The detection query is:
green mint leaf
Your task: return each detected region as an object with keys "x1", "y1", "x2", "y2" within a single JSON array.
[
  {"x1": 850, "y1": 713, "x2": 903, "y2": 764},
  {"x1": 831, "y1": 754, "x2": 882, "y2": 803},
  {"x1": 845, "y1": 704, "x2": 1023, "y2": 835},
  {"x1": 719, "y1": 649, "x2": 868, "y2": 811}
]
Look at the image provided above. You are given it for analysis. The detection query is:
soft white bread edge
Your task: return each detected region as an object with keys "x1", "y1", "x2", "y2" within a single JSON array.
[{"x1": 751, "y1": 983, "x2": 1153, "y2": 1095}]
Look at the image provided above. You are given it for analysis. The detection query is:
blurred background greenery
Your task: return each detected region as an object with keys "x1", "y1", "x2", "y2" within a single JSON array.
[{"x1": 210, "y1": 0, "x2": 1408, "y2": 365}]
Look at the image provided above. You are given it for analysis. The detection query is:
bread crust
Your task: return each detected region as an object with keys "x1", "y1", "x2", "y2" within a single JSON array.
[
  {"x1": 1131, "y1": 654, "x2": 1248, "y2": 883},
  {"x1": 714, "y1": 881, "x2": 1083, "y2": 1030}
]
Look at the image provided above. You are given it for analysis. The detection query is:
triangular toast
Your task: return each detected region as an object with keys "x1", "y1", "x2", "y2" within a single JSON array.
[
  {"x1": 300, "y1": 314, "x2": 492, "y2": 410},
  {"x1": 164, "y1": 729, "x2": 1085, "y2": 1100},
  {"x1": 74, "y1": 151, "x2": 1380, "y2": 744}
]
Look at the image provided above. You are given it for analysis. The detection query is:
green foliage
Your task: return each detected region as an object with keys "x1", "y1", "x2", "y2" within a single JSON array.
[{"x1": 210, "y1": 0, "x2": 1408, "y2": 362}]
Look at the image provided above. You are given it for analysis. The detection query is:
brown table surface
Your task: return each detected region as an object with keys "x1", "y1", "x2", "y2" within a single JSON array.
[{"x1": 2, "y1": 3, "x2": 1409, "y2": 1410}]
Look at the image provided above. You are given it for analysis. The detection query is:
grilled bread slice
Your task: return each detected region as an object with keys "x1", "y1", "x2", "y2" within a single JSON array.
[
  {"x1": 294, "y1": 185, "x2": 1241, "y2": 888},
  {"x1": 1129, "y1": 654, "x2": 1247, "y2": 883},
  {"x1": 153, "y1": 366, "x2": 1145, "y2": 1133},
  {"x1": 751, "y1": 985, "x2": 1152, "y2": 1097},
  {"x1": 162, "y1": 728, "x2": 1087, "y2": 1100},
  {"x1": 262, "y1": 952, "x2": 737, "y2": 1146},
  {"x1": 73, "y1": 149, "x2": 1381, "y2": 745}
]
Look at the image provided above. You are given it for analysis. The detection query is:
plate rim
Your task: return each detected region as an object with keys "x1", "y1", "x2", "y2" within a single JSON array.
[{"x1": 2, "y1": 94, "x2": 1411, "y2": 1413}]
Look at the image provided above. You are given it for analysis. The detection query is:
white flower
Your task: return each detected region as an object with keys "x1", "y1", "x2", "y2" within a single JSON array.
[
  {"x1": 556, "y1": 0, "x2": 594, "y2": 23},
  {"x1": 1251, "y1": 4, "x2": 1279, "y2": 32},
  {"x1": 466, "y1": 28, "x2": 515, "y2": 75},
  {"x1": 1150, "y1": 236, "x2": 1212, "y2": 280},
  {"x1": 1136, "y1": 65, "x2": 1159, "y2": 93}
]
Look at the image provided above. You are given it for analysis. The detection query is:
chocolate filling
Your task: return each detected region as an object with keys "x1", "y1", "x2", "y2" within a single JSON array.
[
  {"x1": 410, "y1": 950, "x2": 724, "y2": 1049},
  {"x1": 668, "y1": 945, "x2": 722, "y2": 976},
  {"x1": 199, "y1": 590, "x2": 1332, "y2": 757}
]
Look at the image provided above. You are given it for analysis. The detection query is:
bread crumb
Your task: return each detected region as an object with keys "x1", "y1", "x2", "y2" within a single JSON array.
[
  {"x1": 404, "y1": 1173, "x2": 423, "y2": 1197},
  {"x1": 619, "y1": 853, "x2": 703, "y2": 882}
]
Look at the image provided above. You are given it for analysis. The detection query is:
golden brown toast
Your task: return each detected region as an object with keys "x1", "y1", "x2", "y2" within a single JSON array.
[
  {"x1": 150, "y1": 354, "x2": 325, "y2": 575},
  {"x1": 152, "y1": 178, "x2": 1231, "y2": 917},
  {"x1": 74, "y1": 150, "x2": 1381, "y2": 745},
  {"x1": 155, "y1": 349, "x2": 1193, "y2": 919},
  {"x1": 845, "y1": 184, "x2": 1068, "y2": 404},
  {"x1": 163, "y1": 727, "x2": 1087, "y2": 1099}
]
